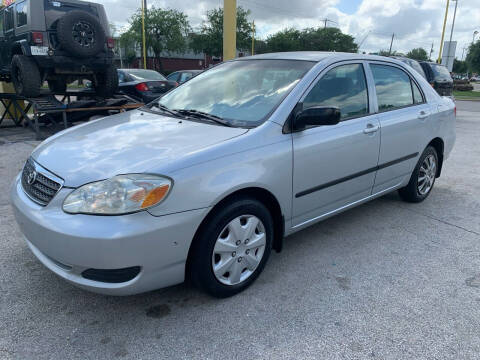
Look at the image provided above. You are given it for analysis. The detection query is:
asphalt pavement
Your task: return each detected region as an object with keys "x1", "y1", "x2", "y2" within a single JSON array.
[{"x1": 0, "y1": 101, "x2": 479, "y2": 360}]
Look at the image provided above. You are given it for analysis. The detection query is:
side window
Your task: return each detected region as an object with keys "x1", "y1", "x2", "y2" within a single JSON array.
[
  {"x1": 118, "y1": 71, "x2": 125, "y2": 83},
  {"x1": 16, "y1": 1, "x2": 28, "y2": 27},
  {"x1": 179, "y1": 72, "x2": 192, "y2": 83},
  {"x1": 371, "y1": 64, "x2": 414, "y2": 112},
  {"x1": 4, "y1": 7, "x2": 14, "y2": 31},
  {"x1": 0, "y1": 11, "x2": 4, "y2": 35},
  {"x1": 167, "y1": 72, "x2": 179, "y2": 82},
  {"x1": 303, "y1": 63, "x2": 369, "y2": 120},
  {"x1": 412, "y1": 80, "x2": 424, "y2": 104}
]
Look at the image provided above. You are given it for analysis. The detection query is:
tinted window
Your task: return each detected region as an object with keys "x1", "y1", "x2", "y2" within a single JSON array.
[
  {"x1": 0, "y1": 11, "x2": 4, "y2": 34},
  {"x1": 4, "y1": 7, "x2": 14, "y2": 31},
  {"x1": 303, "y1": 64, "x2": 368, "y2": 120},
  {"x1": 412, "y1": 81, "x2": 424, "y2": 104},
  {"x1": 117, "y1": 71, "x2": 126, "y2": 83},
  {"x1": 167, "y1": 72, "x2": 179, "y2": 82},
  {"x1": 16, "y1": 1, "x2": 27, "y2": 27},
  {"x1": 371, "y1": 64, "x2": 413, "y2": 111},
  {"x1": 430, "y1": 64, "x2": 452, "y2": 81}
]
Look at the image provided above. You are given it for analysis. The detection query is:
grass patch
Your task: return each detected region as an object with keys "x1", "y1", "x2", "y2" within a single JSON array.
[{"x1": 454, "y1": 90, "x2": 480, "y2": 98}]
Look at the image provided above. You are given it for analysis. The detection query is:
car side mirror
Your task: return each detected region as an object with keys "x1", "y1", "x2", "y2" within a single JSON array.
[{"x1": 293, "y1": 106, "x2": 341, "y2": 132}]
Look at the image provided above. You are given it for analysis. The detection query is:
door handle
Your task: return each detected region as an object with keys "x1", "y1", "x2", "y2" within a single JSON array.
[
  {"x1": 418, "y1": 111, "x2": 430, "y2": 120},
  {"x1": 363, "y1": 123, "x2": 379, "y2": 134}
]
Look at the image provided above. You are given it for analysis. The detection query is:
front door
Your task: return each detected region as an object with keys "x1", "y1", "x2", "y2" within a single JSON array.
[{"x1": 292, "y1": 62, "x2": 381, "y2": 227}]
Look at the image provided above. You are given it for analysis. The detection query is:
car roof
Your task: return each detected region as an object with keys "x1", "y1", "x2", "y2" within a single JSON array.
[{"x1": 241, "y1": 51, "x2": 397, "y2": 63}]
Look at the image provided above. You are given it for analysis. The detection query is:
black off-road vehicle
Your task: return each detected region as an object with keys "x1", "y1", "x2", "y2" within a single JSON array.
[{"x1": 0, "y1": 0, "x2": 118, "y2": 98}]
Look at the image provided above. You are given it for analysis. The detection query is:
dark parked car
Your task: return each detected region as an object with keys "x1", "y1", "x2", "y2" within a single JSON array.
[
  {"x1": 167, "y1": 70, "x2": 202, "y2": 84},
  {"x1": 392, "y1": 56, "x2": 427, "y2": 80},
  {"x1": 420, "y1": 62, "x2": 454, "y2": 98},
  {"x1": 0, "y1": 0, "x2": 117, "y2": 98},
  {"x1": 117, "y1": 69, "x2": 178, "y2": 103}
]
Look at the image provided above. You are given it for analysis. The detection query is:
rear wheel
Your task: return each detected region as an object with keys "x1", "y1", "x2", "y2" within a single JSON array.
[
  {"x1": 11, "y1": 55, "x2": 41, "y2": 98},
  {"x1": 93, "y1": 65, "x2": 118, "y2": 98},
  {"x1": 189, "y1": 197, "x2": 273, "y2": 298},
  {"x1": 399, "y1": 146, "x2": 438, "y2": 203}
]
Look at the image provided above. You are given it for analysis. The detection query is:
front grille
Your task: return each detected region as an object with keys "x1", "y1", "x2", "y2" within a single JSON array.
[
  {"x1": 21, "y1": 158, "x2": 63, "y2": 206},
  {"x1": 81, "y1": 267, "x2": 141, "y2": 283}
]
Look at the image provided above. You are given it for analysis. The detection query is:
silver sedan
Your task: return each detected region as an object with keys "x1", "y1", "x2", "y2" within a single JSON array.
[{"x1": 11, "y1": 52, "x2": 456, "y2": 298}]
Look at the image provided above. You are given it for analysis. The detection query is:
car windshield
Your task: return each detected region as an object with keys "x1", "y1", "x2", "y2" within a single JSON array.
[
  {"x1": 126, "y1": 70, "x2": 167, "y2": 81},
  {"x1": 156, "y1": 59, "x2": 315, "y2": 127},
  {"x1": 431, "y1": 64, "x2": 452, "y2": 81}
]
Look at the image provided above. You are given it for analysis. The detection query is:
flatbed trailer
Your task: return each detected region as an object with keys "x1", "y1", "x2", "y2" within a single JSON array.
[{"x1": 0, "y1": 90, "x2": 143, "y2": 140}]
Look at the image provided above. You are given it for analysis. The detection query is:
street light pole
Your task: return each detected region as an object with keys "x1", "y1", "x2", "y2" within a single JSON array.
[
  {"x1": 448, "y1": 0, "x2": 458, "y2": 45},
  {"x1": 223, "y1": 0, "x2": 237, "y2": 61},
  {"x1": 438, "y1": 0, "x2": 450, "y2": 63},
  {"x1": 141, "y1": 0, "x2": 147, "y2": 69}
]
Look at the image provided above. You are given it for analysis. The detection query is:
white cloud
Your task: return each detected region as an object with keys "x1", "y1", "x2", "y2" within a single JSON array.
[{"x1": 101, "y1": 0, "x2": 480, "y2": 59}]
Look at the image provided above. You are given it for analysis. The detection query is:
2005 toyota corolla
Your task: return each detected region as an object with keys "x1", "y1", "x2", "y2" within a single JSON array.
[{"x1": 11, "y1": 52, "x2": 456, "y2": 298}]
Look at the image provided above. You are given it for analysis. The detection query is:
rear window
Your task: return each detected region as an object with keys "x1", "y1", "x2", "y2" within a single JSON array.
[
  {"x1": 126, "y1": 70, "x2": 167, "y2": 81},
  {"x1": 430, "y1": 64, "x2": 452, "y2": 81}
]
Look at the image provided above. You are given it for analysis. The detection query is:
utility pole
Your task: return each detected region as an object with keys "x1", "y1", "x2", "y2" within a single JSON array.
[
  {"x1": 251, "y1": 20, "x2": 255, "y2": 56},
  {"x1": 429, "y1": 42, "x2": 434, "y2": 60},
  {"x1": 388, "y1": 33, "x2": 394, "y2": 55},
  {"x1": 141, "y1": 0, "x2": 147, "y2": 69},
  {"x1": 223, "y1": 0, "x2": 237, "y2": 61},
  {"x1": 438, "y1": 0, "x2": 450, "y2": 63},
  {"x1": 462, "y1": 46, "x2": 466, "y2": 60}
]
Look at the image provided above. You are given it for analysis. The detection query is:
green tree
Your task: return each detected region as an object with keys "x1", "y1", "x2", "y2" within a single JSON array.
[
  {"x1": 453, "y1": 59, "x2": 468, "y2": 74},
  {"x1": 263, "y1": 28, "x2": 302, "y2": 53},
  {"x1": 262, "y1": 27, "x2": 357, "y2": 53},
  {"x1": 193, "y1": 6, "x2": 252, "y2": 57},
  {"x1": 300, "y1": 27, "x2": 358, "y2": 52},
  {"x1": 406, "y1": 48, "x2": 429, "y2": 61},
  {"x1": 124, "y1": 6, "x2": 191, "y2": 71},
  {"x1": 466, "y1": 41, "x2": 480, "y2": 73}
]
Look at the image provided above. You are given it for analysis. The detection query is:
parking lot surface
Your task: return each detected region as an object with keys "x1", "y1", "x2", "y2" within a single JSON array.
[{"x1": 1, "y1": 101, "x2": 479, "y2": 360}]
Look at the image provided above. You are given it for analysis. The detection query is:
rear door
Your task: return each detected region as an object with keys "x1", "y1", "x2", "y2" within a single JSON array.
[
  {"x1": 368, "y1": 62, "x2": 432, "y2": 193},
  {"x1": 291, "y1": 61, "x2": 381, "y2": 227}
]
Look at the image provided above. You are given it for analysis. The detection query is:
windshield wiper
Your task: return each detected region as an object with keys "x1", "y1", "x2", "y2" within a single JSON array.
[
  {"x1": 174, "y1": 109, "x2": 232, "y2": 127},
  {"x1": 145, "y1": 103, "x2": 182, "y2": 118}
]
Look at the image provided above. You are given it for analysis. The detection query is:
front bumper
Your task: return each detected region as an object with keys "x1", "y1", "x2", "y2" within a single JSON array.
[{"x1": 10, "y1": 174, "x2": 209, "y2": 296}]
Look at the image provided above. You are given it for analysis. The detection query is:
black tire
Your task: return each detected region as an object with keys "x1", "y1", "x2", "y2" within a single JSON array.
[
  {"x1": 93, "y1": 65, "x2": 118, "y2": 98},
  {"x1": 11, "y1": 55, "x2": 41, "y2": 98},
  {"x1": 398, "y1": 146, "x2": 439, "y2": 203},
  {"x1": 48, "y1": 78, "x2": 67, "y2": 94},
  {"x1": 189, "y1": 197, "x2": 274, "y2": 298},
  {"x1": 57, "y1": 10, "x2": 106, "y2": 58}
]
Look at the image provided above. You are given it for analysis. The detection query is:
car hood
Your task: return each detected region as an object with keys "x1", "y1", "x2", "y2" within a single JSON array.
[{"x1": 32, "y1": 110, "x2": 248, "y2": 187}]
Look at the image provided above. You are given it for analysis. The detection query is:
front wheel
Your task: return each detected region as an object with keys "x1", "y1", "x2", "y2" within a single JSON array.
[
  {"x1": 398, "y1": 146, "x2": 439, "y2": 203},
  {"x1": 189, "y1": 198, "x2": 273, "y2": 298}
]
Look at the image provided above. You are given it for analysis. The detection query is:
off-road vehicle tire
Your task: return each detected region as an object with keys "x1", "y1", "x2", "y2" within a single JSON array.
[
  {"x1": 93, "y1": 65, "x2": 118, "y2": 98},
  {"x1": 57, "y1": 10, "x2": 106, "y2": 58},
  {"x1": 48, "y1": 78, "x2": 67, "y2": 94},
  {"x1": 11, "y1": 55, "x2": 41, "y2": 98}
]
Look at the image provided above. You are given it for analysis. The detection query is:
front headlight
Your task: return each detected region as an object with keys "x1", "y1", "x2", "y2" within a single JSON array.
[{"x1": 63, "y1": 174, "x2": 172, "y2": 215}]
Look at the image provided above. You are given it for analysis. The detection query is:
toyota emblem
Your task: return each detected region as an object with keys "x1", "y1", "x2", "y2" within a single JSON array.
[{"x1": 27, "y1": 170, "x2": 37, "y2": 185}]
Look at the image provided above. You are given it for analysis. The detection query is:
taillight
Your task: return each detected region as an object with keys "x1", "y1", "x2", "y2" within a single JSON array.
[
  {"x1": 174, "y1": 82, "x2": 179, "y2": 87},
  {"x1": 106, "y1": 37, "x2": 115, "y2": 49},
  {"x1": 135, "y1": 83, "x2": 149, "y2": 92},
  {"x1": 32, "y1": 32, "x2": 43, "y2": 45}
]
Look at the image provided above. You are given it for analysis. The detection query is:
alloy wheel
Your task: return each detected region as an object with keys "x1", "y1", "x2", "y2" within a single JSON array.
[
  {"x1": 72, "y1": 21, "x2": 95, "y2": 48},
  {"x1": 417, "y1": 154, "x2": 436, "y2": 196}
]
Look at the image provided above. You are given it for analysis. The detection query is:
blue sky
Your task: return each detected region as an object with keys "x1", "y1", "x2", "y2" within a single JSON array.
[{"x1": 337, "y1": 0, "x2": 362, "y2": 15}]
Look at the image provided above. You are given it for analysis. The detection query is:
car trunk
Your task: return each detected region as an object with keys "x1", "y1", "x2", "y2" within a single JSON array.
[{"x1": 146, "y1": 81, "x2": 176, "y2": 93}]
